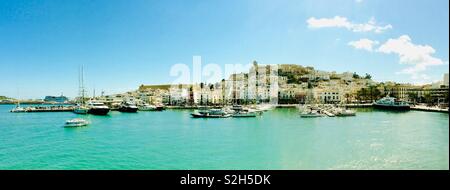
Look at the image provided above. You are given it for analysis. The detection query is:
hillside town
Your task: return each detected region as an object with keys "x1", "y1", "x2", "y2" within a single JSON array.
[
  {"x1": 94, "y1": 61, "x2": 449, "y2": 108},
  {"x1": 2, "y1": 61, "x2": 449, "y2": 109}
]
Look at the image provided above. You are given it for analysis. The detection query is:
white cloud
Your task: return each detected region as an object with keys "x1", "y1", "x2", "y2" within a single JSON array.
[
  {"x1": 348, "y1": 39, "x2": 379, "y2": 51},
  {"x1": 377, "y1": 35, "x2": 445, "y2": 77},
  {"x1": 306, "y1": 16, "x2": 392, "y2": 33},
  {"x1": 355, "y1": 0, "x2": 363, "y2": 3}
]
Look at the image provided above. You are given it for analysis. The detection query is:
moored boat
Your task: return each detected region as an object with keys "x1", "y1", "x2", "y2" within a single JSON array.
[
  {"x1": 138, "y1": 103, "x2": 157, "y2": 111},
  {"x1": 300, "y1": 110, "x2": 324, "y2": 118},
  {"x1": 373, "y1": 96, "x2": 410, "y2": 111},
  {"x1": 87, "y1": 101, "x2": 110, "y2": 115},
  {"x1": 191, "y1": 108, "x2": 231, "y2": 118},
  {"x1": 74, "y1": 105, "x2": 89, "y2": 114},
  {"x1": 74, "y1": 66, "x2": 89, "y2": 115},
  {"x1": 118, "y1": 102, "x2": 138, "y2": 113},
  {"x1": 230, "y1": 105, "x2": 257, "y2": 117}
]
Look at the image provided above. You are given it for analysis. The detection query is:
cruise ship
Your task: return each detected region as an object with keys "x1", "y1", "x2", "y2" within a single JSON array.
[{"x1": 373, "y1": 96, "x2": 411, "y2": 111}]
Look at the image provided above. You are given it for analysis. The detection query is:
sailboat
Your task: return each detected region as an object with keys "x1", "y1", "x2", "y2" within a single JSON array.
[
  {"x1": 10, "y1": 99, "x2": 26, "y2": 112},
  {"x1": 74, "y1": 66, "x2": 89, "y2": 114}
]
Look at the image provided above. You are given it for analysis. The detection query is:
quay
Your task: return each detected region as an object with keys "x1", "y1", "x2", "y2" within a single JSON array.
[
  {"x1": 411, "y1": 105, "x2": 449, "y2": 113},
  {"x1": 344, "y1": 103, "x2": 373, "y2": 108},
  {"x1": 12, "y1": 106, "x2": 74, "y2": 112}
]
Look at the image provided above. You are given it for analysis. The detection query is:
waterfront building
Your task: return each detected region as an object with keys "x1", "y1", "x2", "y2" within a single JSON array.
[
  {"x1": 444, "y1": 73, "x2": 449, "y2": 86},
  {"x1": 319, "y1": 91, "x2": 343, "y2": 104}
]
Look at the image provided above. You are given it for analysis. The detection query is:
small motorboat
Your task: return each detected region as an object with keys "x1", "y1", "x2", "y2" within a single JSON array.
[{"x1": 65, "y1": 118, "x2": 89, "y2": 127}]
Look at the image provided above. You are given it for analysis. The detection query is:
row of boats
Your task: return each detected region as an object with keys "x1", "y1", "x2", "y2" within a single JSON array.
[
  {"x1": 73, "y1": 101, "x2": 165, "y2": 115},
  {"x1": 191, "y1": 104, "x2": 274, "y2": 118},
  {"x1": 298, "y1": 105, "x2": 356, "y2": 118}
]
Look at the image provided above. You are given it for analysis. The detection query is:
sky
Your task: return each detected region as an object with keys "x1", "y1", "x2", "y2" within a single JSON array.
[{"x1": 0, "y1": 0, "x2": 448, "y2": 99}]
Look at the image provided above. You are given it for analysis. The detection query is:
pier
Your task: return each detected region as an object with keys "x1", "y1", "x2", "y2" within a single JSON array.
[
  {"x1": 11, "y1": 106, "x2": 74, "y2": 112},
  {"x1": 411, "y1": 106, "x2": 449, "y2": 113}
]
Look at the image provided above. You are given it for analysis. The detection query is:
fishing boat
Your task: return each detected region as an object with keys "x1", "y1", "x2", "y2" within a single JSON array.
[
  {"x1": 373, "y1": 96, "x2": 410, "y2": 111},
  {"x1": 191, "y1": 108, "x2": 231, "y2": 118},
  {"x1": 87, "y1": 101, "x2": 110, "y2": 115},
  {"x1": 118, "y1": 101, "x2": 138, "y2": 113},
  {"x1": 64, "y1": 118, "x2": 89, "y2": 127}
]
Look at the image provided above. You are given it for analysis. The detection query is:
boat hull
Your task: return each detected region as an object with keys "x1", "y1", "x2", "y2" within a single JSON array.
[
  {"x1": 191, "y1": 113, "x2": 230, "y2": 118},
  {"x1": 74, "y1": 108, "x2": 89, "y2": 114},
  {"x1": 119, "y1": 107, "x2": 138, "y2": 113},
  {"x1": 88, "y1": 108, "x2": 110, "y2": 115},
  {"x1": 232, "y1": 113, "x2": 257, "y2": 117}
]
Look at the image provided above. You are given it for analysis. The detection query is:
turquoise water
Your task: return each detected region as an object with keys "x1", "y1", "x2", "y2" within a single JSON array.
[{"x1": 0, "y1": 105, "x2": 448, "y2": 170}]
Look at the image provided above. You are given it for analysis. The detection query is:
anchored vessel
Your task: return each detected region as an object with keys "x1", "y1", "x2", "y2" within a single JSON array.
[
  {"x1": 87, "y1": 101, "x2": 110, "y2": 115},
  {"x1": 373, "y1": 96, "x2": 410, "y2": 111},
  {"x1": 118, "y1": 102, "x2": 138, "y2": 113}
]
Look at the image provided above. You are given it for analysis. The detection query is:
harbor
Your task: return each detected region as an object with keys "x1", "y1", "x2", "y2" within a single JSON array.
[{"x1": 0, "y1": 104, "x2": 448, "y2": 170}]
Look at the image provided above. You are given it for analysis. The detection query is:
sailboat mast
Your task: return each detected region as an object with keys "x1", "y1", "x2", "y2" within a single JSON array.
[{"x1": 81, "y1": 65, "x2": 85, "y2": 104}]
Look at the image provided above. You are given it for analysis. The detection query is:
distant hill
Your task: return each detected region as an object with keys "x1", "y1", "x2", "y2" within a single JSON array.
[{"x1": 0, "y1": 96, "x2": 8, "y2": 100}]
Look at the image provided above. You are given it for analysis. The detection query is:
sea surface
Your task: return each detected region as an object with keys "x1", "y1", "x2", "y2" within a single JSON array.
[{"x1": 0, "y1": 105, "x2": 448, "y2": 170}]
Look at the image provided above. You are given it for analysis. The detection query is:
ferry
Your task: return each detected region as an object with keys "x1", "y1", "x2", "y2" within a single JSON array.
[
  {"x1": 87, "y1": 101, "x2": 110, "y2": 115},
  {"x1": 373, "y1": 96, "x2": 410, "y2": 111}
]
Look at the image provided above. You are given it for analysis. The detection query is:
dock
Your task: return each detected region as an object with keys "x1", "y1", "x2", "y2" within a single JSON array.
[
  {"x1": 12, "y1": 106, "x2": 74, "y2": 112},
  {"x1": 343, "y1": 103, "x2": 373, "y2": 108},
  {"x1": 411, "y1": 106, "x2": 449, "y2": 113}
]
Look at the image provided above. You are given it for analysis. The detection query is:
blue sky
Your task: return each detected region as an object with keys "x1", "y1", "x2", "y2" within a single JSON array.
[{"x1": 0, "y1": 0, "x2": 448, "y2": 99}]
